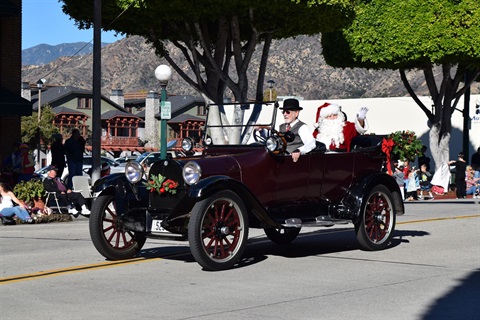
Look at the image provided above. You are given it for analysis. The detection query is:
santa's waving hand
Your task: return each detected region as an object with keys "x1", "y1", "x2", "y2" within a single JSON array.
[{"x1": 313, "y1": 103, "x2": 369, "y2": 152}]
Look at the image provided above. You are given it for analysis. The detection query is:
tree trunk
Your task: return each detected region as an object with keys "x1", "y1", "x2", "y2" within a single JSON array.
[{"x1": 429, "y1": 123, "x2": 451, "y2": 173}]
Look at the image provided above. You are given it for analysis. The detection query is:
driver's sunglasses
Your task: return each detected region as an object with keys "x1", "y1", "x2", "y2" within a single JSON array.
[{"x1": 282, "y1": 110, "x2": 291, "y2": 114}]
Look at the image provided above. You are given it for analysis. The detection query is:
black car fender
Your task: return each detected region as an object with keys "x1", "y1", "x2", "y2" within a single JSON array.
[
  {"x1": 187, "y1": 175, "x2": 279, "y2": 228},
  {"x1": 92, "y1": 173, "x2": 149, "y2": 216},
  {"x1": 340, "y1": 171, "x2": 404, "y2": 222}
]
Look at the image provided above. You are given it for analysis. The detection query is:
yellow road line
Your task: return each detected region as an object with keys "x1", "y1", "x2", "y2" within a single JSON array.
[
  {"x1": 397, "y1": 214, "x2": 480, "y2": 225},
  {"x1": 2, "y1": 214, "x2": 479, "y2": 285},
  {"x1": 0, "y1": 257, "x2": 164, "y2": 284}
]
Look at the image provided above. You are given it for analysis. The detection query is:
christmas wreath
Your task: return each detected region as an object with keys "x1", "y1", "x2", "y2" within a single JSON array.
[
  {"x1": 386, "y1": 130, "x2": 423, "y2": 162},
  {"x1": 144, "y1": 173, "x2": 179, "y2": 195}
]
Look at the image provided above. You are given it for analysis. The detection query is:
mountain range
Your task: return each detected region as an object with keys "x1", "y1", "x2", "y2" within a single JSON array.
[
  {"x1": 22, "y1": 42, "x2": 110, "y2": 66},
  {"x1": 21, "y1": 35, "x2": 480, "y2": 100}
]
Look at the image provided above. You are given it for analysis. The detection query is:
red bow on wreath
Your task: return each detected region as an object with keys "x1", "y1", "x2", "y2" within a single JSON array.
[{"x1": 381, "y1": 138, "x2": 394, "y2": 175}]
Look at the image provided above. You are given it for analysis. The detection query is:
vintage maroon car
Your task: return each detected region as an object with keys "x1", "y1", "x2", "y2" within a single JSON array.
[{"x1": 89, "y1": 102, "x2": 404, "y2": 271}]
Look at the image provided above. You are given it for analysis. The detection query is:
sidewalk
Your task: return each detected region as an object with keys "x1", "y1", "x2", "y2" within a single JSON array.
[{"x1": 405, "y1": 191, "x2": 480, "y2": 204}]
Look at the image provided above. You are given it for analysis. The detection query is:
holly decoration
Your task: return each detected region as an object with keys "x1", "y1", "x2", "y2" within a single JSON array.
[{"x1": 144, "y1": 173, "x2": 179, "y2": 195}]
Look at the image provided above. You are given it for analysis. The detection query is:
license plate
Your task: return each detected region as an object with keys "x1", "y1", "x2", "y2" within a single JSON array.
[{"x1": 151, "y1": 219, "x2": 170, "y2": 233}]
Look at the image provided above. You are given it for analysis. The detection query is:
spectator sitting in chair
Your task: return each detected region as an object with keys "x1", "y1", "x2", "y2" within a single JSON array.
[{"x1": 43, "y1": 165, "x2": 90, "y2": 216}]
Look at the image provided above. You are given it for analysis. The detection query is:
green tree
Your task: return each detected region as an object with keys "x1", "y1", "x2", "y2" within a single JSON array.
[
  {"x1": 21, "y1": 105, "x2": 59, "y2": 149},
  {"x1": 61, "y1": 0, "x2": 354, "y2": 103},
  {"x1": 321, "y1": 0, "x2": 480, "y2": 169},
  {"x1": 60, "y1": 0, "x2": 355, "y2": 143}
]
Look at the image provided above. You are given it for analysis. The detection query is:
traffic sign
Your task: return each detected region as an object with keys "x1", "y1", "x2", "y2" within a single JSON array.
[{"x1": 161, "y1": 101, "x2": 171, "y2": 120}]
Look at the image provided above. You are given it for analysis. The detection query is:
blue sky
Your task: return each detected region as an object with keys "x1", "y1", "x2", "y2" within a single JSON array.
[{"x1": 22, "y1": 0, "x2": 123, "y2": 50}]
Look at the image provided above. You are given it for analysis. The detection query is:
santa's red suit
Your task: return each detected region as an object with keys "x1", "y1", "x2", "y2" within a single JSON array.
[{"x1": 313, "y1": 103, "x2": 368, "y2": 152}]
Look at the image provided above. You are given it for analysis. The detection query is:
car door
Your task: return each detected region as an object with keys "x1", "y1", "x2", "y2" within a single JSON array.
[
  {"x1": 321, "y1": 152, "x2": 355, "y2": 202},
  {"x1": 275, "y1": 154, "x2": 312, "y2": 202}
]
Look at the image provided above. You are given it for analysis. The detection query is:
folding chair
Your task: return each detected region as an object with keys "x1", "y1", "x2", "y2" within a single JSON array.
[
  {"x1": 72, "y1": 176, "x2": 94, "y2": 209},
  {"x1": 45, "y1": 191, "x2": 70, "y2": 214}
]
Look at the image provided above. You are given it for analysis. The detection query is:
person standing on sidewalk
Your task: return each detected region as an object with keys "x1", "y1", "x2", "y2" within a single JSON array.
[
  {"x1": 449, "y1": 152, "x2": 467, "y2": 199},
  {"x1": 50, "y1": 133, "x2": 66, "y2": 178},
  {"x1": 64, "y1": 129, "x2": 85, "y2": 188}
]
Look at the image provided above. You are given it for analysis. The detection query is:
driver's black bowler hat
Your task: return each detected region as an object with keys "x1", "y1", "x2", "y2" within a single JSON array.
[
  {"x1": 46, "y1": 165, "x2": 58, "y2": 171},
  {"x1": 280, "y1": 98, "x2": 303, "y2": 111}
]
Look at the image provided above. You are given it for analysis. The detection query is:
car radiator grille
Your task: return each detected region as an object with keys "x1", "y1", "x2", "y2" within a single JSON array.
[{"x1": 147, "y1": 160, "x2": 185, "y2": 212}]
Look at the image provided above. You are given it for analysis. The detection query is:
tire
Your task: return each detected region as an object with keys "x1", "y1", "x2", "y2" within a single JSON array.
[
  {"x1": 355, "y1": 185, "x2": 396, "y2": 251},
  {"x1": 89, "y1": 194, "x2": 146, "y2": 260},
  {"x1": 264, "y1": 227, "x2": 301, "y2": 244},
  {"x1": 188, "y1": 190, "x2": 249, "y2": 271}
]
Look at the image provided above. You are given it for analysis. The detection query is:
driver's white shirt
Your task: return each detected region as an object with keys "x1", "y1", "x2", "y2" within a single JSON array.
[{"x1": 289, "y1": 119, "x2": 316, "y2": 154}]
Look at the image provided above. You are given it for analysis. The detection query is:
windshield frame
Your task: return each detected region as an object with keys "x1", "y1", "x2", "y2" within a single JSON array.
[{"x1": 203, "y1": 101, "x2": 278, "y2": 146}]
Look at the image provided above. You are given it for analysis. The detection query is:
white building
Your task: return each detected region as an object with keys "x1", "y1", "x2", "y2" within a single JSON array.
[{"x1": 278, "y1": 95, "x2": 480, "y2": 165}]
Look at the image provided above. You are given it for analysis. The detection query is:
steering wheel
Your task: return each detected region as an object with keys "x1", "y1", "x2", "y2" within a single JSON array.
[{"x1": 253, "y1": 127, "x2": 269, "y2": 143}]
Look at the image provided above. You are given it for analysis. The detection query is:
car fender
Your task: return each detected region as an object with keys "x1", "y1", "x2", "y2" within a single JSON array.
[
  {"x1": 341, "y1": 171, "x2": 404, "y2": 222},
  {"x1": 188, "y1": 175, "x2": 279, "y2": 228},
  {"x1": 92, "y1": 173, "x2": 148, "y2": 216}
]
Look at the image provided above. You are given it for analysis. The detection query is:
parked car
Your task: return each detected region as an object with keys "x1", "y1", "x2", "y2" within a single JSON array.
[
  {"x1": 81, "y1": 156, "x2": 123, "y2": 175},
  {"x1": 89, "y1": 102, "x2": 403, "y2": 271},
  {"x1": 35, "y1": 156, "x2": 123, "y2": 183},
  {"x1": 114, "y1": 155, "x2": 138, "y2": 164},
  {"x1": 134, "y1": 150, "x2": 178, "y2": 166}
]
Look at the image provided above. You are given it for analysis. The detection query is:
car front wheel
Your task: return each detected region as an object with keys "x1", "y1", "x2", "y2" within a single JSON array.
[
  {"x1": 188, "y1": 190, "x2": 249, "y2": 271},
  {"x1": 89, "y1": 194, "x2": 146, "y2": 260},
  {"x1": 355, "y1": 185, "x2": 396, "y2": 251}
]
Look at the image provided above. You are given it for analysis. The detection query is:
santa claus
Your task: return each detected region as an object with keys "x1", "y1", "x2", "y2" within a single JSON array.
[{"x1": 313, "y1": 103, "x2": 369, "y2": 152}]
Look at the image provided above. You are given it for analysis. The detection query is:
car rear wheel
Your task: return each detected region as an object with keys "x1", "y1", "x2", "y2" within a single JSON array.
[
  {"x1": 188, "y1": 190, "x2": 249, "y2": 271},
  {"x1": 355, "y1": 185, "x2": 396, "y2": 251},
  {"x1": 264, "y1": 227, "x2": 301, "y2": 244},
  {"x1": 89, "y1": 194, "x2": 146, "y2": 260}
]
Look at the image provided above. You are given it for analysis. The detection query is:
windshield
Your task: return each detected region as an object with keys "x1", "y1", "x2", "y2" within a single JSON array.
[
  {"x1": 135, "y1": 152, "x2": 162, "y2": 165},
  {"x1": 204, "y1": 102, "x2": 277, "y2": 146},
  {"x1": 135, "y1": 153, "x2": 150, "y2": 163}
]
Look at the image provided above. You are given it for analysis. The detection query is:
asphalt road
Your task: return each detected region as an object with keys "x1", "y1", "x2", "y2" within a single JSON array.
[{"x1": 1, "y1": 200, "x2": 479, "y2": 320}]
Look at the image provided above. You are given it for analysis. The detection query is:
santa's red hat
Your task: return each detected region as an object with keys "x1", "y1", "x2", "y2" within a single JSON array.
[
  {"x1": 312, "y1": 103, "x2": 341, "y2": 138},
  {"x1": 319, "y1": 103, "x2": 340, "y2": 119}
]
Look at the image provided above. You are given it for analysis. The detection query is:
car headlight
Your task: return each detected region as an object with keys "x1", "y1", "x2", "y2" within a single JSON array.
[
  {"x1": 266, "y1": 136, "x2": 280, "y2": 152},
  {"x1": 183, "y1": 161, "x2": 201, "y2": 185},
  {"x1": 125, "y1": 161, "x2": 143, "y2": 184},
  {"x1": 182, "y1": 137, "x2": 194, "y2": 152}
]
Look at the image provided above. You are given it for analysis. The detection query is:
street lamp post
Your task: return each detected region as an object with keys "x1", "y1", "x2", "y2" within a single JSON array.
[
  {"x1": 267, "y1": 79, "x2": 275, "y2": 101},
  {"x1": 154, "y1": 65, "x2": 172, "y2": 159},
  {"x1": 36, "y1": 79, "x2": 44, "y2": 121},
  {"x1": 36, "y1": 79, "x2": 45, "y2": 168}
]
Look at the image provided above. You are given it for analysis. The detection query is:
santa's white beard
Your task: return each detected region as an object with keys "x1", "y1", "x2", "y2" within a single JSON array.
[{"x1": 316, "y1": 117, "x2": 345, "y2": 148}]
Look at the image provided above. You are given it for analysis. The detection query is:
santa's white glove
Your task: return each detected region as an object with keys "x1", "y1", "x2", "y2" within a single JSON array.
[{"x1": 357, "y1": 106, "x2": 369, "y2": 120}]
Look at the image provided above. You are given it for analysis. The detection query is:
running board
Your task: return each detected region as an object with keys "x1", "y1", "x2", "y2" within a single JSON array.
[{"x1": 282, "y1": 217, "x2": 351, "y2": 228}]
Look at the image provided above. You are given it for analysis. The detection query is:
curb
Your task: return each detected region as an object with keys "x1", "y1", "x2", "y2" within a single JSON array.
[{"x1": 404, "y1": 198, "x2": 480, "y2": 204}]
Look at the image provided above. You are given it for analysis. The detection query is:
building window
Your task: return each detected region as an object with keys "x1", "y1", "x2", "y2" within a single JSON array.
[
  {"x1": 78, "y1": 98, "x2": 92, "y2": 109},
  {"x1": 197, "y1": 105, "x2": 206, "y2": 116}
]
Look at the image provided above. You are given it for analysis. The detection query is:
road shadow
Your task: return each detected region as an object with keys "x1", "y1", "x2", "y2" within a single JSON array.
[
  {"x1": 134, "y1": 227, "x2": 429, "y2": 270},
  {"x1": 391, "y1": 229, "x2": 430, "y2": 245},
  {"x1": 421, "y1": 269, "x2": 480, "y2": 320}
]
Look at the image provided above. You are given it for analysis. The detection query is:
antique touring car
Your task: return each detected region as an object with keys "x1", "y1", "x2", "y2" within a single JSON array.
[{"x1": 89, "y1": 102, "x2": 404, "y2": 271}]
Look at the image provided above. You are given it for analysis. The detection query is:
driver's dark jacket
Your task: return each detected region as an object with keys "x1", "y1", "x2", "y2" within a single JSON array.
[{"x1": 280, "y1": 121, "x2": 306, "y2": 154}]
